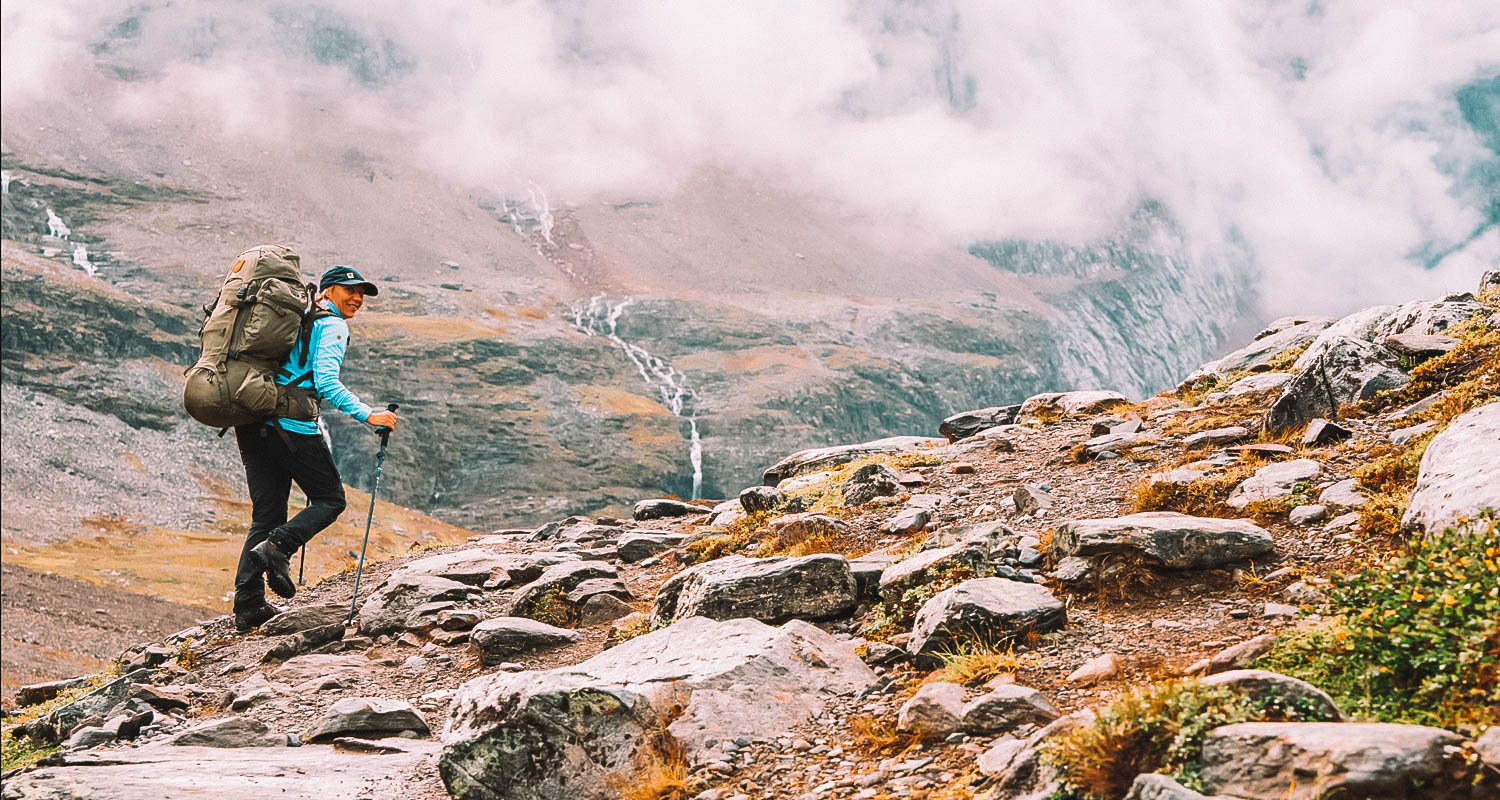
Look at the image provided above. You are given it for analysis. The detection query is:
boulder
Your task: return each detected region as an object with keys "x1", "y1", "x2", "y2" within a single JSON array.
[
  {"x1": 577, "y1": 594, "x2": 636, "y2": 626},
  {"x1": 509, "y1": 561, "x2": 620, "y2": 626},
  {"x1": 1202, "y1": 319, "x2": 1334, "y2": 376},
  {"x1": 1199, "y1": 722, "x2": 1463, "y2": 800},
  {"x1": 1299, "y1": 419, "x2": 1352, "y2": 446},
  {"x1": 881, "y1": 506, "x2": 930, "y2": 535},
  {"x1": 488, "y1": 552, "x2": 581, "y2": 586},
  {"x1": 1018, "y1": 391, "x2": 1131, "y2": 423},
  {"x1": 1383, "y1": 332, "x2": 1459, "y2": 361},
  {"x1": 896, "y1": 682, "x2": 966, "y2": 736},
  {"x1": 1255, "y1": 315, "x2": 1335, "y2": 340},
  {"x1": 763, "y1": 512, "x2": 853, "y2": 549},
  {"x1": 440, "y1": 617, "x2": 875, "y2": 800},
  {"x1": 65, "y1": 725, "x2": 116, "y2": 750},
  {"x1": 356, "y1": 574, "x2": 480, "y2": 636},
  {"x1": 940, "y1": 405, "x2": 1021, "y2": 441},
  {"x1": 1199, "y1": 669, "x2": 1341, "y2": 721},
  {"x1": 614, "y1": 532, "x2": 684, "y2": 563},
  {"x1": 1051, "y1": 512, "x2": 1274, "y2": 569},
  {"x1": 308, "y1": 697, "x2": 430, "y2": 742},
  {"x1": 1195, "y1": 634, "x2": 1277, "y2": 676},
  {"x1": 16, "y1": 675, "x2": 96, "y2": 708},
  {"x1": 975, "y1": 710, "x2": 1095, "y2": 798},
  {"x1": 707, "y1": 498, "x2": 748, "y2": 528},
  {"x1": 907, "y1": 578, "x2": 1065, "y2": 662},
  {"x1": 762, "y1": 436, "x2": 942, "y2": 485},
  {"x1": 1266, "y1": 336, "x2": 1408, "y2": 432},
  {"x1": 1080, "y1": 431, "x2": 1154, "y2": 458},
  {"x1": 1215, "y1": 372, "x2": 1294, "y2": 400},
  {"x1": 737, "y1": 485, "x2": 785, "y2": 514},
  {"x1": 1288, "y1": 504, "x2": 1326, "y2": 525},
  {"x1": 1475, "y1": 726, "x2": 1500, "y2": 769},
  {"x1": 1125, "y1": 773, "x2": 1236, "y2": 800},
  {"x1": 1317, "y1": 478, "x2": 1366, "y2": 510},
  {"x1": 651, "y1": 554, "x2": 857, "y2": 626},
  {"x1": 848, "y1": 554, "x2": 900, "y2": 602},
  {"x1": 632, "y1": 499, "x2": 710, "y2": 521},
  {"x1": 1226, "y1": 459, "x2": 1322, "y2": 509},
  {"x1": 1013, "y1": 484, "x2": 1053, "y2": 515},
  {"x1": 1066, "y1": 653, "x2": 1120, "y2": 685},
  {"x1": 470, "y1": 617, "x2": 581, "y2": 664},
  {"x1": 961, "y1": 684, "x2": 1059, "y2": 734},
  {"x1": 261, "y1": 622, "x2": 344, "y2": 662},
  {"x1": 877, "y1": 543, "x2": 987, "y2": 605},
  {"x1": 169, "y1": 716, "x2": 285, "y2": 748},
  {"x1": 1183, "y1": 426, "x2": 1250, "y2": 449},
  {"x1": 564, "y1": 578, "x2": 632, "y2": 606},
  {"x1": 261, "y1": 603, "x2": 348, "y2": 636},
  {"x1": 1291, "y1": 298, "x2": 1480, "y2": 372},
  {"x1": 29, "y1": 670, "x2": 148, "y2": 744},
  {"x1": 841, "y1": 462, "x2": 904, "y2": 506},
  {"x1": 1403, "y1": 403, "x2": 1500, "y2": 533},
  {"x1": 389, "y1": 550, "x2": 515, "y2": 586}
]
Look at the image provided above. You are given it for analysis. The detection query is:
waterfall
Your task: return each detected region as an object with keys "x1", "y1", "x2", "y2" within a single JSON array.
[
  {"x1": 571, "y1": 295, "x2": 704, "y2": 499},
  {"x1": 72, "y1": 244, "x2": 96, "y2": 276},
  {"x1": 45, "y1": 208, "x2": 71, "y2": 239}
]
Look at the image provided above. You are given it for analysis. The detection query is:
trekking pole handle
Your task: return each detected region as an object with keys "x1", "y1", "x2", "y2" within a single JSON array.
[{"x1": 377, "y1": 403, "x2": 399, "y2": 448}]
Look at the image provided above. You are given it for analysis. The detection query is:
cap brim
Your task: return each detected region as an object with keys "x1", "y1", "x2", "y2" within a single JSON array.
[{"x1": 330, "y1": 280, "x2": 378, "y2": 296}]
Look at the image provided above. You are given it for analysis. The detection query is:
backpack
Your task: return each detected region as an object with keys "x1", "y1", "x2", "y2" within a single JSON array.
[{"x1": 183, "y1": 245, "x2": 313, "y2": 428}]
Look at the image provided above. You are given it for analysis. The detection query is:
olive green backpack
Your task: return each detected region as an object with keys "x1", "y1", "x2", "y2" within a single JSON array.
[{"x1": 183, "y1": 245, "x2": 313, "y2": 429}]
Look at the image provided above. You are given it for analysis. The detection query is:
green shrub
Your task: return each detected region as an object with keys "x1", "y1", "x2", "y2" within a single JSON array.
[
  {"x1": 1042, "y1": 679, "x2": 1335, "y2": 799},
  {"x1": 1257, "y1": 513, "x2": 1500, "y2": 728}
]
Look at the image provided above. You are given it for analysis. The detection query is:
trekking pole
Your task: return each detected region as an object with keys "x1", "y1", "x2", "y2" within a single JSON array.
[{"x1": 345, "y1": 403, "x2": 399, "y2": 627}]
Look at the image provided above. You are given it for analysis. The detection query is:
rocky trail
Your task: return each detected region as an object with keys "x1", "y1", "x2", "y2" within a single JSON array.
[{"x1": 4, "y1": 276, "x2": 1499, "y2": 800}]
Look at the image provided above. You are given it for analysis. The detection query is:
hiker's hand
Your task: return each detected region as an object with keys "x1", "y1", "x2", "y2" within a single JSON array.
[{"x1": 366, "y1": 410, "x2": 398, "y2": 429}]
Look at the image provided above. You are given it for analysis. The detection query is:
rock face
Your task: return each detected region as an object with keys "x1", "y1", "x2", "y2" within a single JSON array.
[
  {"x1": 356, "y1": 575, "x2": 480, "y2": 637},
  {"x1": 1051, "y1": 512, "x2": 1274, "y2": 569},
  {"x1": 651, "y1": 554, "x2": 857, "y2": 626},
  {"x1": 940, "y1": 405, "x2": 1021, "y2": 441},
  {"x1": 440, "y1": 617, "x2": 875, "y2": 800},
  {"x1": 307, "y1": 697, "x2": 430, "y2": 742},
  {"x1": 1403, "y1": 403, "x2": 1500, "y2": 533},
  {"x1": 907, "y1": 578, "x2": 1066, "y2": 662},
  {"x1": 1265, "y1": 336, "x2": 1408, "y2": 433},
  {"x1": 470, "y1": 617, "x2": 581, "y2": 664},
  {"x1": 1199, "y1": 722, "x2": 1463, "y2": 800},
  {"x1": 761, "y1": 436, "x2": 941, "y2": 485},
  {"x1": 1226, "y1": 459, "x2": 1322, "y2": 509},
  {"x1": 1201, "y1": 318, "x2": 1333, "y2": 376}
]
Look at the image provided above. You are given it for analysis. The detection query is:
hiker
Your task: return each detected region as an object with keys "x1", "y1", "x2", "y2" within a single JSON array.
[{"x1": 232, "y1": 265, "x2": 398, "y2": 632}]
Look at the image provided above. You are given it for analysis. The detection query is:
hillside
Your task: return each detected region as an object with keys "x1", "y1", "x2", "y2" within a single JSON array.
[{"x1": 3, "y1": 272, "x2": 1495, "y2": 799}]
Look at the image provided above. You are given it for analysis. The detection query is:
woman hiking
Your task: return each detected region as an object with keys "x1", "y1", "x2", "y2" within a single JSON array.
[{"x1": 233, "y1": 265, "x2": 399, "y2": 632}]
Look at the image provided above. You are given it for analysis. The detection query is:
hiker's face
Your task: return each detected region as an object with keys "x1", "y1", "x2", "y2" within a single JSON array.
[{"x1": 325, "y1": 285, "x2": 366, "y2": 318}]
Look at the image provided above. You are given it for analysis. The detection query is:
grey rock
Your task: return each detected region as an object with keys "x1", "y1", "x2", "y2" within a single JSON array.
[
  {"x1": 1403, "y1": 402, "x2": 1500, "y2": 533},
  {"x1": 1204, "y1": 634, "x2": 1277, "y2": 675},
  {"x1": 940, "y1": 405, "x2": 1021, "y2": 441},
  {"x1": 440, "y1": 617, "x2": 875, "y2": 800},
  {"x1": 169, "y1": 716, "x2": 284, "y2": 748},
  {"x1": 1475, "y1": 726, "x2": 1500, "y2": 769},
  {"x1": 1388, "y1": 420, "x2": 1438, "y2": 444},
  {"x1": 1080, "y1": 431, "x2": 1153, "y2": 457},
  {"x1": 907, "y1": 578, "x2": 1065, "y2": 662},
  {"x1": 651, "y1": 554, "x2": 857, "y2": 626},
  {"x1": 577, "y1": 593, "x2": 636, "y2": 627},
  {"x1": 1012, "y1": 484, "x2": 1053, "y2": 515},
  {"x1": 470, "y1": 617, "x2": 580, "y2": 665},
  {"x1": 1300, "y1": 418, "x2": 1352, "y2": 446},
  {"x1": 1051, "y1": 556, "x2": 1094, "y2": 583},
  {"x1": 841, "y1": 462, "x2": 904, "y2": 506},
  {"x1": 848, "y1": 554, "x2": 899, "y2": 602},
  {"x1": 1200, "y1": 669, "x2": 1341, "y2": 721},
  {"x1": 356, "y1": 575, "x2": 480, "y2": 637},
  {"x1": 1052, "y1": 512, "x2": 1274, "y2": 569},
  {"x1": 1383, "y1": 332, "x2": 1459, "y2": 360},
  {"x1": 564, "y1": 578, "x2": 632, "y2": 606},
  {"x1": 435, "y1": 609, "x2": 488, "y2": 631},
  {"x1": 974, "y1": 710, "x2": 1094, "y2": 797},
  {"x1": 1288, "y1": 504, "x2": 1326, "y2": 525},
  {"x1": 1183, "y1": 426, "x2": 1250, "y2": 449},
  {"x1": 16, "y1": 675, "x2": 96, "y2": 708},
  {"x1": 882, "y1": 506, "x2": 930, "y2": 535},
  {"x1": 1266, "y1": 336, "x2": 1409, "y2": 432},
  {"x1": 961, "y1": 684, "x2": 1059, "y2": 734},
  {"x1": 308, "y1": 697, "x2": 429, "y2": 742},
  {"x1": 1317, "y1": 478, "x2": 1366, "y2": 510},
  {"x1": 66, "y1": 725, "x2": 115, "y2": 750},
  {"x1": 896, "y1": 682, "x2": 965, "y2": 736},
  {"x1": 1199, "y1": 721, "x2": 1463, "y2": 799},
  {"x1": 877, "y1": 543, "x2": 987, "y2": 605},
  {"x1": 261, "y1": 603, "x2": 348, "y2": 636},
  {"x1": 1125, "y1": 773, "x2": 1234, "y2": 800},
  {"x1": 1018, "y1": 391, "x2": 1131, "y2": 423},
  {"x1": 632, "y1": 498, "x2": 710, "y2": 520},
  {"x1": 271, "y1": 653, "x2": 374, "y2": 686},
  {"x1": 1149, "y1": 467, "x2": 1208, "y2": 486},
  {"x1": 1217, "y1": 372, "x2": 1295, "y2": 400},
  {"x1": 762, "y1": 436, "x2": 942, "y2": 485},
  {"x1": 706, "y1": 498, "x2": 747, "y2": 528},
  {"x1": 1227, "y1": 459, "x2": 1321, "y2": 509},
  {"x1": 30, "y1": 670, "x2": 148, "y2": 744},
  {"x1": 389, "y1": 550, "x2": 516, "y2": 586},
  {"x1": 262, "y1": 622, "x2": 344, "y2": 662},
  {"x1": 510, "y1": 561, "x2": 620, "y2": 624},
  {"x1": 737, "y1": 485, "x2": 784, "y2": 514},
  {"x1": 1202, "y1": 319, "x2": 1334, "y2": 376}
]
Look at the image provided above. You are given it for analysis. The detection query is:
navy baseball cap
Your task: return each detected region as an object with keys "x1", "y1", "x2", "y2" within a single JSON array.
[{"x1": 320, "y1": 265, "x2": 378, "y2": 296}]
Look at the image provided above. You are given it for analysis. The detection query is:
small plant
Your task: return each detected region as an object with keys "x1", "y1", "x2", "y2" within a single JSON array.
[
  {"x1": 1257, "y1": 513, "x2": 1500, "y2": 729},
  {"x1": 523, "y1": 586, "x2": 575, "y2": 628},
  {"x1": 848, "y1": 714, "x2": 922, "y2": 755},
  {"x1": 926, "y1": 641, "x2": 1022, "y2": 686},
  {"x1": 1042, "y1": 678, "x2": 1336, "y2": 799},
  {"x1": 1128, "y1": 467, "x2": 1252, "y2": 519},
  {"x1": 611, "y1": 687, "x2": 698, "y2": 800},
  {"x1": 683, "y1": 511, "x2": 771, "y2": 561},
  {"x1": 174, "y1": 638, "x2": 203, "y2": 671},
  {"x1": 606, "y1": 614, "x2": 653, "y2": 648},
  {"x1": 1, "y1": 729, "x2": 60, "y2": 772}
]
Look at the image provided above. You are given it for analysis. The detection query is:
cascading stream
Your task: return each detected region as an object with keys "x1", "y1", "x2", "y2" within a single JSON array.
[{"x1": 571, "y1": 295, "x2": 704, "y2": 500}]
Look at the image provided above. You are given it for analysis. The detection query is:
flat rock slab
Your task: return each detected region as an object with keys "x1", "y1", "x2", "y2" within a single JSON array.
[
  {"x1": 470, "y1": 617, "x2": 580, "y2": 664},
  {"x1": 1018, "y1": 391, "x2": 1130, "y2": 422},
  {"x1": 356, "y1": 574, "x2": 480, "y2": 636},
  {"x1": 387, "y1": 550, "x2": 514, "y2": 586},
  {"x1": 272, "y1": 653, "x2": 378, "y2": 686},
  {"x1": 940, "y1": 405, "x2": 1021, "y2": 441},
  {"x1": 1403, "y1": 402, "x2": 1500, "y2": 533},
  {"x1": 762, "y1": 436, "x2": 941, "y2": 485},
  {"x1": 1, "y1": 741, "x2": 441, "y2": 800},
  {"x1": 1052, "y1": 512, "x2": 1274, "y2": 569},
  {"x1": 1227, "y1": 459, "x2": 1322, "y2": 509},
  {"x1": 651, "y1": 554, "x2": 857, "y2": 625},
  {"x1": 309, "y1": 697, "x2": 430, "y2": 742},
  {"x1": 260, "y1": 603, "x2": 348, "y2": 636},
  {"x1": 632, "y1": 499, "x2": 710, "y2": 520},
  {"x1": 440, "y1": 617, "x2": 875, "y2": 800},
  {"x1": 1200, "y1": 721, "x2": 1463, "y2": 800}
]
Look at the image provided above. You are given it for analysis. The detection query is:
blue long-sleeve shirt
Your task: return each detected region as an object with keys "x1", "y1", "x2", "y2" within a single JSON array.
[{"x1": 272, "y1": 300, "x2": 372, "y2": 434}]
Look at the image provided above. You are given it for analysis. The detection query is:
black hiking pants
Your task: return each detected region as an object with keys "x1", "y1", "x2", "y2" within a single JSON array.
[{"x1": 233, "y1": 424, "x2": 346, "y2": 612}]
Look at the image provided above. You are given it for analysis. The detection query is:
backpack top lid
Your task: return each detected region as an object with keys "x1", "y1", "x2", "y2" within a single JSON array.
[{"x1": 229, "y1": 245, "x2": 302, "y2": 284}]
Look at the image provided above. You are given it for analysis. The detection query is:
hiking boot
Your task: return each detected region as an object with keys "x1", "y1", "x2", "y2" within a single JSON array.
[
  {"x1": 234, "y1": 603, "x2": 283, "y2": 633},
  {"x1": 250, "y1": 540, "x2": 298, "y2": 599}
]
